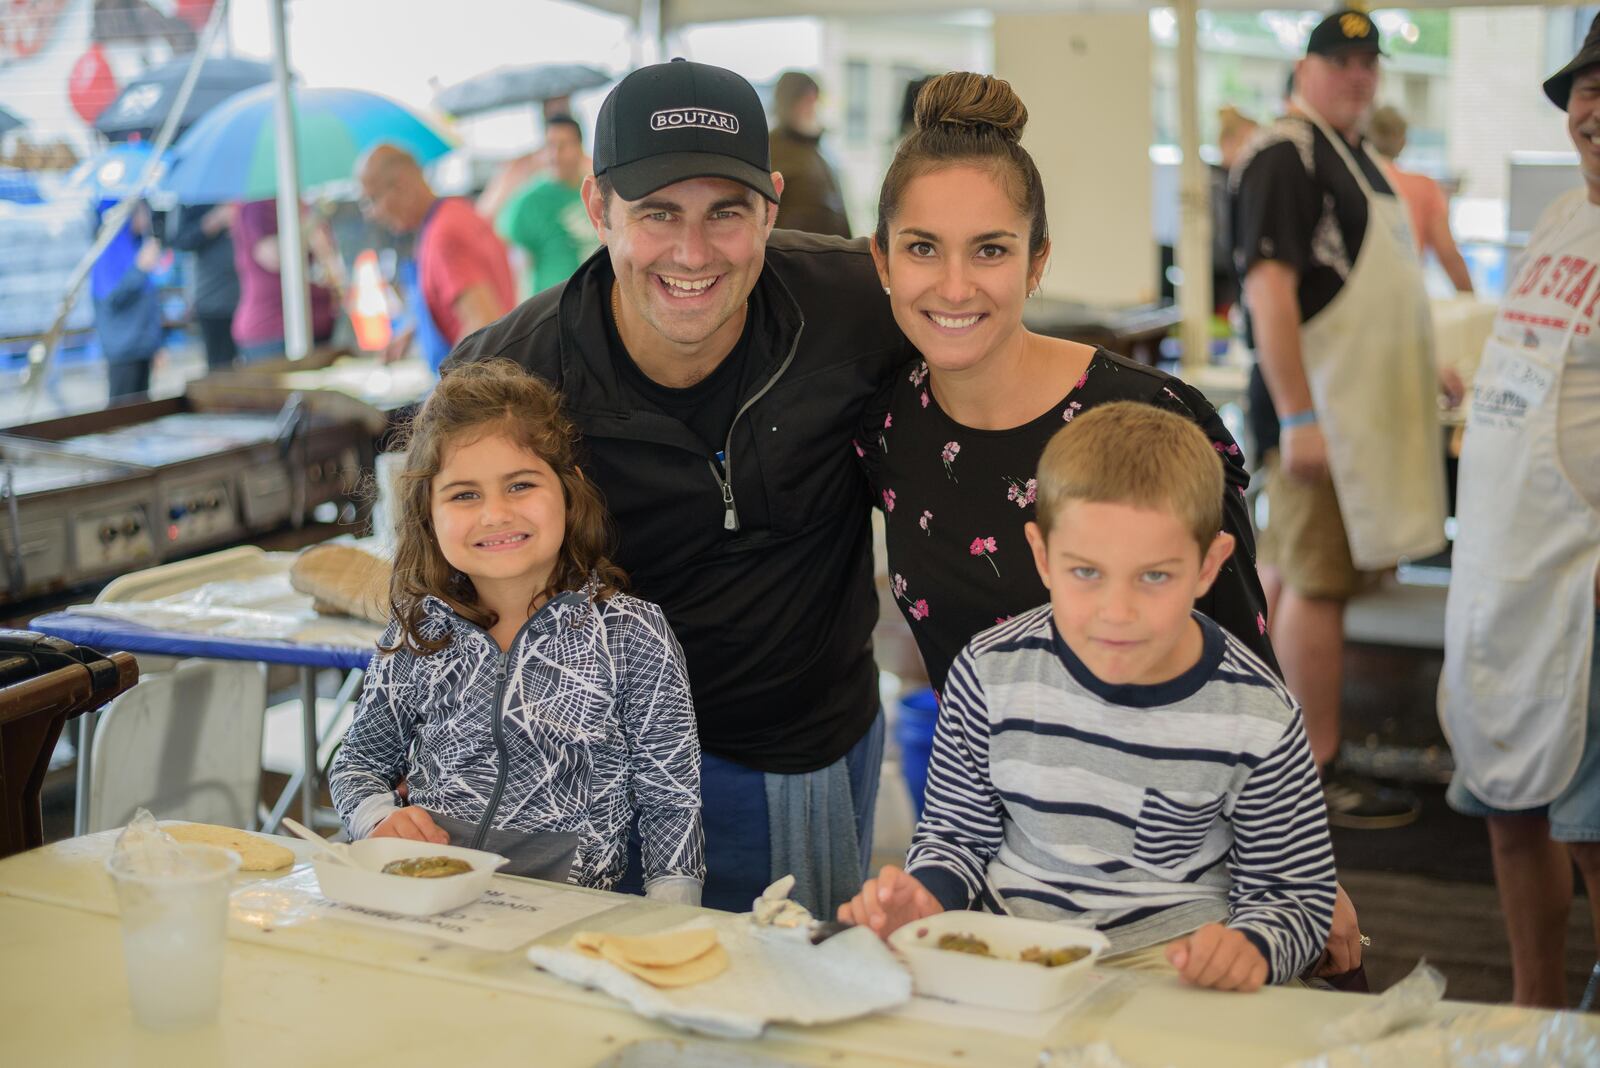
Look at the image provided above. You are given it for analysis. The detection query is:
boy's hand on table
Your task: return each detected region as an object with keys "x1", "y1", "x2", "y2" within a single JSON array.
[
  {"x1": 837, "y1": 865, "x2": 943, "y2": 938},
  {"x1": 371, "y1": 807, "x2": 449, "y2": 844},
  {"x1": 1165, "y1": 923, "x2": 1268, "y2": 992}
]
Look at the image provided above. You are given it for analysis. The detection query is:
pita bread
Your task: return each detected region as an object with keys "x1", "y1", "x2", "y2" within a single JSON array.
[
  {"x1": 162, "y1": 823, "x2": 295, "y2": 871},
  {"x1": 601, "y1": 942, "x2": 730, "y2": 988},
  {"x1": 569, "y1": 927, "x2": 728, "y2": 987},
  {"x1": 575, "y1": 927, "x2": 719, "y2": 967}
]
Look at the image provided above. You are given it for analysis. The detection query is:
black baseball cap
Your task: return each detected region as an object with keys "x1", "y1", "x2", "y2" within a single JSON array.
[
  {"x1": 1306, "y1": 9, "x2": 1385, "y2": 58},
  {"x1": 593, "y1": 59, "x2": 777, "y2": 203},
  {"x1": 1544, "y1": 13, "x2": 1600, "y2": 111}
]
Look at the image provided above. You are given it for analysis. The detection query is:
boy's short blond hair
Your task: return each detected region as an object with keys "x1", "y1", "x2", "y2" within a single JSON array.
[{"x1": 1035, "y1": 401, "x2": 1224, "y2": 551}]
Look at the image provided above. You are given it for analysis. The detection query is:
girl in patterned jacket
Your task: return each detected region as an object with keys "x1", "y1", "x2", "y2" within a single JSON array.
[{"x1": 330, "y1": 359, "x2": 705, "y2": 903}]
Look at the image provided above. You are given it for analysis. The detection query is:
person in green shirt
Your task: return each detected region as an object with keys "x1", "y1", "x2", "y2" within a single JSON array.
[{"x1": 496, "y1": 115, "x2": 598, "y2": 297}]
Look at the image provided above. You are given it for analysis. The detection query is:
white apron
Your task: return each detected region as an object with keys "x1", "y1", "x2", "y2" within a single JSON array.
[
  {"x1": 1440, "y1": 193, "x2": 1600, "y2": 808},
  {"x1": 1292, "y1": 102, "x2": 1447, "y2": 570}
]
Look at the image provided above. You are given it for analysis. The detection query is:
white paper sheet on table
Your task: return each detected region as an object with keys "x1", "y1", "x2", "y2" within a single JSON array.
[
  {"x1": 68, "y1": 548, "x2": 385, "y2": 647},
  {"x1": 529, "y1": 919, "x2": 913, "y2": 1040},
  {"x1": 242, "y1": 868, "x2": 619, "y2": 951}
]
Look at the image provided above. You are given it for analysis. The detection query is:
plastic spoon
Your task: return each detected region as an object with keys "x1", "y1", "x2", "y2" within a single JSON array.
[{"x1": 280, "y1": 817, "x2": 358, "y2": 867}]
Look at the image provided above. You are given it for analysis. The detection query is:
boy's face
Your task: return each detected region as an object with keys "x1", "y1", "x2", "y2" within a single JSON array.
[{"x1": 1025, "y1": 500, "x2": 1235, "y2": 687}]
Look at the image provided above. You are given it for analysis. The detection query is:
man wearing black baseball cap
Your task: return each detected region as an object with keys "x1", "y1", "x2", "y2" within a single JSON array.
[
  {"x1": 450, "y1": 59, "x2": 905, "y2": 916},
  {"x1": 1232, "y1": 9, "x2": 1450, "y2": 831},
  {"x1": 1442, "y1": 13, "x2": 1600, "y2": 1009}
]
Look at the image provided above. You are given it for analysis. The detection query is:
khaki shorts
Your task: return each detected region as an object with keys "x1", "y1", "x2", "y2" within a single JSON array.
[{"x1": 1256, "y1": 450, "x2": 1366, "y2": 601}]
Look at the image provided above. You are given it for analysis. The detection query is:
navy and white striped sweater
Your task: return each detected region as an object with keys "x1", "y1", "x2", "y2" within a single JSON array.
[
  {"x1": 907, "y1": 606, "x2": 1335, "y2": 983},
  {"x1": 330, "y1": 587, "x2": 704, "y2": 895}
]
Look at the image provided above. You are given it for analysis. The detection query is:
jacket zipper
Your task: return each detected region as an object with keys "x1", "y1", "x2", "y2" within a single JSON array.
[
  {"x1": 708, "y1": 320, "x2": 806, "y2": 532},
  {"x1": 462, "y1": 594, "x2": 577, "y2": 851},
  {"x1": 471, "y1": 650, "x2": 512, "y2": 851}
]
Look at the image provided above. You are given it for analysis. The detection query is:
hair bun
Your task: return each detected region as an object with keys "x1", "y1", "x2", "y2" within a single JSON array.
[{"x1": 914, "y1": 72, "x2": 1027, "y2": 143}]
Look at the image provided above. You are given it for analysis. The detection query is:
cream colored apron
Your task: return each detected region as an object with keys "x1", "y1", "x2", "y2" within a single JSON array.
[
  {"x1": 1292, "y1": 102, "x2": 1447, "y2": 570},
  {"x1": 1440, "y1": 195, "x2": 1600, "y2": 807}
]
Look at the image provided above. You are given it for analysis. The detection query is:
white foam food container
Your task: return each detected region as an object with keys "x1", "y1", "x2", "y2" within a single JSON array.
[
  {"x1": 888, "y1": 910, "x2": 1110, "y2": 1013},
  {"x1": 311, "y1": 838, "x2": 509, "y2": 916}
]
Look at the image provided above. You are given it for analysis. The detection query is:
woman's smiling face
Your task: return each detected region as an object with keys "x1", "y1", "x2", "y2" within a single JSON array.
[{"x1": 873, "y1": 164, "x2": 1046, "y2": 375}]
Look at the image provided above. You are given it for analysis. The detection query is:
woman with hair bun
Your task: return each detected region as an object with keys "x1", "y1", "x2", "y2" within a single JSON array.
[
  {"x1": 861, "y1": 71, "x2": 1274, "y2": 691},
  {"x1": 856, "y1": 72, "x2": 1366, "y2": 981}
]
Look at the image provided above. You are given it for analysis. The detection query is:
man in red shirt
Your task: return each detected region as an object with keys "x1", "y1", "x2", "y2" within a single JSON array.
[{"x1": 358, "y1": 144, "x2": 516, "y2": 368}]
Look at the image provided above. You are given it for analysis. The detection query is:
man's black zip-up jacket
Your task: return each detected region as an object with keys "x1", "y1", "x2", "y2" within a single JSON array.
[{"x1": 449, "y1": 232, "x2": 907, "y2": 773}]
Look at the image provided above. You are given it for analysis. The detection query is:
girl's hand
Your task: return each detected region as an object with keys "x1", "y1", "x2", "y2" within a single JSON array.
[
  {"x1": 370, "y1": 807, "x2": 449, "y2": 844},
  {"x1": 836, "y1": 865, "x2": 943, "y2": 939},
  {"x1": 1164, "y1": 923, "x2": 1269, "y2": 992}
]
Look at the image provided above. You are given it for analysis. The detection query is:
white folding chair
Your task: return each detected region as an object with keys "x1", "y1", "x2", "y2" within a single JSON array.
[{"x1": 86, "y1": 658, "x2": 268, "y2": 833}]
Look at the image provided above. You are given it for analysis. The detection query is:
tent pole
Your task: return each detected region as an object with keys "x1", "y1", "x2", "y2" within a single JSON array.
[
  {"x1": 269, "y1": 0, "x2": 310, "y2": 359},
  {"x1": 1174, "y1": 0, "x2": 1212, "y2": 373}
]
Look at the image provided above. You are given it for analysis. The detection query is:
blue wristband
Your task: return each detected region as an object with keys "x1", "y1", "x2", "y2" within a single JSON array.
[{"x1": 1280, "y1": 408, "x2": 1318, "y2": 429}]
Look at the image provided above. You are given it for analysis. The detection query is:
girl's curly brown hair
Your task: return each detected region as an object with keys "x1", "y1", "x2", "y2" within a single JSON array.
[{"x1": 382, "y1": 358, "x2": 625, "y2": 655}]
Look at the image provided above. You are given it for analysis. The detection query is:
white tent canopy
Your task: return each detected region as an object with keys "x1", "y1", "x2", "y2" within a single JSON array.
[{"x1": 583, "y1": 0, "x2": 1554, "y2": 20}]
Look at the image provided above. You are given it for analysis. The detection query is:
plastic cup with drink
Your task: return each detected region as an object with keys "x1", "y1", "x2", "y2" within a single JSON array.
[{"x1": 106, "y1": 826, "x2": 240, "y2": 1031}]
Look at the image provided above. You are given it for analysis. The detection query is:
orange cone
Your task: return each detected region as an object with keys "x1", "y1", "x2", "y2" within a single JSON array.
[{"x1": 348, "y1": 249, "x2": 393, "y2": 352}]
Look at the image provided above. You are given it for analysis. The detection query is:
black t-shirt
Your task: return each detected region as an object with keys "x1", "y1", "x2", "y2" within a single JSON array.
[
  {"x1": 859, "y1": 348, "x2": 1276, "y2": 694},
  {"x1": 603, "y1": 292, "x2": 754, "y2": 456},
  {"x1": 1231, "y1": 117, "x2": 1393, "y2": 456}
]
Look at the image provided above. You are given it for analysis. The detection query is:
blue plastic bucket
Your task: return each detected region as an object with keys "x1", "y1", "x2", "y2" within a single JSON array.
[{"x1": 895, "y1": 687, "x2": 940, "y2": 821}]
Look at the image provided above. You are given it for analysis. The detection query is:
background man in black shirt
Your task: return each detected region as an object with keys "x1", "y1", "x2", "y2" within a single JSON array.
[{"x1": 1233, "y1": 10, "x2": 1452, "y2": 830}]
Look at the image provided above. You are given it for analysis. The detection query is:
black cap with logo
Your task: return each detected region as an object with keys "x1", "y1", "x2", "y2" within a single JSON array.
[
  {"x1": 1543, "y1": 13, "x2": 1600, "y2": 111},
  {"x1": 593, "y1": 59, "x2": 777, "y2": 203},
  {"x1": 1306, "y1": 9, "x2": 1385, "y2": 58}
]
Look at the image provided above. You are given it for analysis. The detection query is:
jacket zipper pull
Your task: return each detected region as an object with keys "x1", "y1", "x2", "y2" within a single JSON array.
[{"x1": 714, "y1": 451, "x2": 738, "y2": 531}]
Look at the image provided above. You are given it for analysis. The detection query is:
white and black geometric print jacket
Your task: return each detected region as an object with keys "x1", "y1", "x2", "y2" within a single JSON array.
[{"x1": 330, "y1": 585, "x2": 704, "y2": 894}]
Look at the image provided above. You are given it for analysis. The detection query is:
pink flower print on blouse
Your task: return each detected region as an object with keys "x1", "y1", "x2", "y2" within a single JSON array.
[
  {"x1": 1003, "y1": 476, "x2": 1038, "y2": 509},
  {"x1": 852, "y1": 439, "x2": 865, "y2": 458},
  {"x1": 883, "y1": 488, "x2": 897, "y2": 513},
  {"x1": 919, "y1": 509, "x2": 932, "y2": 535},
  {"x1": 920, "y1": 389, "x2": 930, "y2": 409},
  {"x1": 892, "y1": 573, "x2": 930, "y2": 622},
  {"x1": 909, "y1": 362, "x2": 929, "y2": 387},
  {"x1": 969, "y1": 535, "x2": 1000, "y2": 576},
  {"x1": 1075, "y1": 370, "x2": 1089, "y2": 390},
  {"x1": 995, "y1": 615, "x2": 1011, "y2": 625},
  {"x1": 1062, "y1": 400, "x2": 1084, "y2": 423},
  {"x1": 880, "y1": 412, "x2": 893, "y2": 454},
  {"x1": 1257, "y1": 611, "x2": 1267, "y2": 636},
  {"x1": 941, "y1": 441, "x2": 961, "y2": 482},
  {"x1": 1213, "y1": 440, "x2": 1241, "y2": 458}
]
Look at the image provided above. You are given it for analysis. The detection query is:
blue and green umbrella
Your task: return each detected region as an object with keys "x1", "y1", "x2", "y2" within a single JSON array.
[{"x1": 164, "y1": 85, "x2": 453, "y2": 204}]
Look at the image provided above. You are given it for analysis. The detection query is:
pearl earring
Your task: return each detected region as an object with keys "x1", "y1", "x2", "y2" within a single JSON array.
[{"x1": 883, "y1": 286, "x2": 891, "y2": 295}]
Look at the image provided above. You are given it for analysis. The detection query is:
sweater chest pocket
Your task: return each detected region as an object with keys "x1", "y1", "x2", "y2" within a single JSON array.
[{"x1": 1132, "y1": 788, "x2": 1225, "y2": 869}]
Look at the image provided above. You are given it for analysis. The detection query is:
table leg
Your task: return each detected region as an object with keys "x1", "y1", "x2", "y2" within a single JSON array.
[
  {"x1": 73, "y1": 709, "x2": 97, "y2": 837},
  {"x1": 300, "y1": 667, "x2": 317, "y2": 827}
]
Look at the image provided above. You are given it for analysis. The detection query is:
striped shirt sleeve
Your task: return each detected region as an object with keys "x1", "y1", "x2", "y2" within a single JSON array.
[
  {"x1": 1224, "y1": 713, "x2": 1338, "y2": 982},
  {"x1": 905, "y1": 646, "x2": 1007, "y2": 911}
]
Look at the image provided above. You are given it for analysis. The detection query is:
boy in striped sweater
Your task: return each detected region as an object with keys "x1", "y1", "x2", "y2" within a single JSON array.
[{"x1": 841, "y1": 403, "x2": 1336, "y2": 991}]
